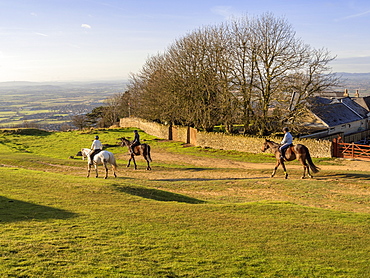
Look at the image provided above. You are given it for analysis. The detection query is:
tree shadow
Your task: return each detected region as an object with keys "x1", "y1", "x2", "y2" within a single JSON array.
[
  {"x1": 318, "y1": 173, "x2": 370, "y2": 180},
  {"x1": 181, "y1": 167, "x2": 216, "y2": 171},
  {"x1": 0, "y1": 196, "x2": 77, "y2": 223},
  {"x1": 154, "y1": 177, "x2": 269, "y2": 182},
  {"x1": 112, "y1": 184, "x2": 205, "y2": 204},
  {"x1": 1, "y1": 128, "x2": 51, "y2": 136}
]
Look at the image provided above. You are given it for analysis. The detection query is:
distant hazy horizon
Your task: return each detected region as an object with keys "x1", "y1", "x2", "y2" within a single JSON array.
[{"x1": 0, "y1": 72, "x2": 368, "y2": 86}]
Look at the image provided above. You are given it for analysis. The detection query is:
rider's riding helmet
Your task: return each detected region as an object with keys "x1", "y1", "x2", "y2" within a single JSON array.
[{"x1": 95, "y1": 135, "x2": 99, "y2": 140}]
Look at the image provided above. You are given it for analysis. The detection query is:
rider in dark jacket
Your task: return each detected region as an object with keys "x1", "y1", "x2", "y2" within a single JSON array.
[{"x1": 130, "y1": 130, "x2": 141, "y2": 154}]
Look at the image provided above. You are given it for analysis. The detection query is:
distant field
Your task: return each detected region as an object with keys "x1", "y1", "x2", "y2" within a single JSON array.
[{"x1": 0, "y1": 81, "x2": 125, "y2": 129}]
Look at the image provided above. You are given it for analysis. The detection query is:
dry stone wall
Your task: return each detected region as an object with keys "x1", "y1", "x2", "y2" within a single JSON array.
[
  {"x1": 119, "y1": 117, "x2": 169, "y2": 139},
  {"x1": 120, "y1": 117, "x2": 332, "y2": 158},
  {"x1": 196, "y1": 132, "x2": 332, "y2": 158}
]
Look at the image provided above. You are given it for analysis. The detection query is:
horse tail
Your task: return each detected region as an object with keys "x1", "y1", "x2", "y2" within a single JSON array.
[
  {"x1": 147, "y1": 145, "x2": 152, "y2": 162},
  {"x1": 112, "y1": 163, "x2": 118, "y2": 172},
  {"x1": 110, "y1": 153, "x2": 118, "y2": 170},
  {"x1": 304, "y1": 145, "x2": 320, "y2": 173}
]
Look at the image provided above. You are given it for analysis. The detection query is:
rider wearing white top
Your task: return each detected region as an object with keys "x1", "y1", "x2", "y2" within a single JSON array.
[
  {"x1": 279, "y1": 127, "x2": 293, "y2": 160},
  {"x1": 89, "y1": 135, "x2": 103, "y2": 164}
]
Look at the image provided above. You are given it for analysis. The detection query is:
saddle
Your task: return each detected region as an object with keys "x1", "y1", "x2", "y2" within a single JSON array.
[
  {"x1": 282, "y1": 144, "x2": 294, "y2": 160},
  {"x1": 130, "y1": 144, "x2": 140, "y2": 156},
  {"x1": 90, "y1": 149, "x2": 102, "y2": 160}
]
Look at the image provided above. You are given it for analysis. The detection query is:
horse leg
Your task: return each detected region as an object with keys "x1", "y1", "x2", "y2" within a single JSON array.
[
  {"x1": 132, "y1": 156, "x2": 137, "y2": 170},
  {"x1": 112, "y1": 164, "x2": 117, "y2": 178},
  {"x1": 300, "y1": 159, "x2": 307, "y2": 179},
  {"x1": 127, "y1": 153, "x2": 136, "y2": 168},
  {"x1": 144, "y1": 155, "x2": 151, "y2": 170},
  {"x1": 127, "y1": 154, "x2": 138, "y2": 170},
  {"x1": 281, "y1": 162, "x2": 288, "y2": 179},
  {"x1": 271, "y1": 160, "x2": 281, "y2": 177},
  {"x1": 126, "y1": 156, "x2": 131, "y2": 167},
  {"x1": 298, "y1": 157, "x2": 311, "y2": 179},
  {"x1": 87, "y1": 163, "x2": 91, "y2": 178},
  {"x1": 307, "y1": 165, "x2": 313, "y2": 178},
  {"x1": 103, "y1": 162, "x2": 108, "y2": 179},
  {"x1": 304, "y1": 160, "x2": 313, "y2": 179},
  {"x1": 95, "y1": 164, "x2": 99, "y2": 178}
]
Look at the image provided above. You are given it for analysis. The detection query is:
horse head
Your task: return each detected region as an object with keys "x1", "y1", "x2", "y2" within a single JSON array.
[
  {"x1": 118, "y1": 137, "x2": 130, "y2": 147},
  {"x1": 261, "y1": 139, "x2": 270, "y2": 152},
  {"x1": 81, "y1": 148, "x2": 91, "y2": 159}
]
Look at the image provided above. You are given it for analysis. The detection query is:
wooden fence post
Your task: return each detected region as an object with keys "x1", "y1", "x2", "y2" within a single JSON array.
[{"x1": 332, "y1": 138, "x2": 338, "y2": 157}]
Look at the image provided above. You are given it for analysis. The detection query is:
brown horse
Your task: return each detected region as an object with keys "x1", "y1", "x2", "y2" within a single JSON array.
[
  {"x1": 119, "y1": 137, "x2": 152, "y2": 170},
  {"x1": 261, "y1": 139, "x2": 320, "y2": 179}
]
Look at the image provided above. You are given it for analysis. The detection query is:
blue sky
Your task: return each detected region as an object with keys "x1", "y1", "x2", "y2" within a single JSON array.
[{"x1": 0, "y1": 0, "x2": 369, "y2": 82}]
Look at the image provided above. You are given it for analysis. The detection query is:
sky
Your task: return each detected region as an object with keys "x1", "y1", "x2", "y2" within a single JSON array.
[{"x1": 0, "y1": 0, "x2": 369, "y2": 82}]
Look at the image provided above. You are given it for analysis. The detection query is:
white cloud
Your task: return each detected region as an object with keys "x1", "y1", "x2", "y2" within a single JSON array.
[
  {"x1": 211, "y1": 6, "x2": 238, "y2": 19},
  {"x1": 35, "y1": 32, "x2": 48, "y2": 37},
  {"x1": 81, "y1": 24, "x2": 92, "y2": 29},
  {"x1": 337, "y1": 9, "x2": 370, "y2": 21}
]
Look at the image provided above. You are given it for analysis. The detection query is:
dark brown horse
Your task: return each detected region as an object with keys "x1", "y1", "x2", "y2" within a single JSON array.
[
  {"x1": 119, "y1": 137, "x2": 152, "y2": 170},
  {"x1": 262, "y1": 139, "x2": 319, "y2": 179}
]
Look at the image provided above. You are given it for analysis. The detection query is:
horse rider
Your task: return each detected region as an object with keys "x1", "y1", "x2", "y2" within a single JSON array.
[
  {"x1": 279, "y1": 127, "x2": 293, "y2": 160},
  {"x1": 130, "y1": 130, "x2": 141, "y2": 154},
  {"x1": 89, "y1": 135, "x2": 103, "y2": 165}
]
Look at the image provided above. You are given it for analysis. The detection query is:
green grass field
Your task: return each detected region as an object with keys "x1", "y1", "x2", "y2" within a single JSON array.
[{"x1": 0, "y1": 128, "x2": 369, "y2": 277}]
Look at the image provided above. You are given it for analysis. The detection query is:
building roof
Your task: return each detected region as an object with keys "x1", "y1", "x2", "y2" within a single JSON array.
[
  {"x1": 310, "y1": 97, "x2": 366, "y2": 127},
  {"x1": 353, "y1": 96, "x2": 370, "y2": 111},
  {"x1": 340, "y1": 97, "x2": 369, "y2": 118}
]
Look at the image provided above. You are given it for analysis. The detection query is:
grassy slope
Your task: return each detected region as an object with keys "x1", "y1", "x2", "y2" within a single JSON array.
[{"x1": 0, "y1": 128, "x2": 369, "y2": 277}]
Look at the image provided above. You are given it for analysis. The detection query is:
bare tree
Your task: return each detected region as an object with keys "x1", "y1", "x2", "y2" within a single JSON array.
[
  {"x1": 281, "y1": 48, "x2": 339, "y2": 130},
  {"x1": 128, "y1": 54, "x2": 180, "y2": 124},
  {"x1": 249, "y1": 14, "x2": 309, "y2": 135},
  {"x1": 166, "y1": 28, "x2": 224, "y2": 131},
  {"x1": 129, "y1": 26, "x2": 236, "y2": 131},
  {"x1": 71, "y1": 114, "x2": 88, "y2": 130},
  {"x1": 127, "y1": 13, "x2": 339, "y2": 135},
  {"x1": 228, "y1": 17, "x2": 258, "y2": 133}
]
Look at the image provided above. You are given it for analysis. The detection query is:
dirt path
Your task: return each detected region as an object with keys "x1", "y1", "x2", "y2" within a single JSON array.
[{"x1": 146, "y1": 148, "x2": 370, "y2": 172}]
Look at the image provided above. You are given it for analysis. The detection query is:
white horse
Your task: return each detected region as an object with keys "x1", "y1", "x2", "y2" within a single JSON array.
[
  {"x1": 81, "y1": 148, "x2": 118, "y2": 179},
  {"x1": 81, "y1": 148, "x2": 90, "y2": 160}
]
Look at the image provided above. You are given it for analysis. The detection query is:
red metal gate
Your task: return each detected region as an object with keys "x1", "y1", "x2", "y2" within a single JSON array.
[{"x1": 333, "y1": 137, "x2": 370, "y2": 160}]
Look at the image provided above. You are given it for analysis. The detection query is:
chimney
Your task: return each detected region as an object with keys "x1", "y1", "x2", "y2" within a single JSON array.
[
  {"x1": 343, "y1": 89, "x2": 349, "y2": 97},
  {"x1": 355, "y1": 89, "x2": 359, "y2": 98}
]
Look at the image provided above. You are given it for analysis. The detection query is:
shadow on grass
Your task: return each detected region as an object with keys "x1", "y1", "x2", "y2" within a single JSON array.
[
  {"x1": 133, "y1": 166, "x2": 219, "y2": 172},
  {"x1": 0, "y1": 196, "x2": 77, "y2": 223},
  {"x1": 112, "y1": 184, "x2": 205, "y2": 204},
  {"x1": 321, "y1": 172, "x2": 370, "y2": 180},
  {"x1": 1, "y1": 128, "x2": 51, "y2": 136},
  {"x1": 154, "y1": 177, "x2": 269, "y2": 182},
  {"x1": 182, "y1": 167, "x2": 215, "y2": 171}
]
